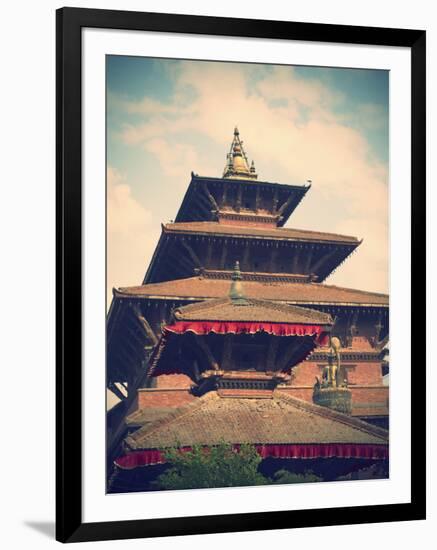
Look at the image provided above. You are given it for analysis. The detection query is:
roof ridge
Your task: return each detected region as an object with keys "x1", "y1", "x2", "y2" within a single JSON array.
[
  {"x1": 126, "y1": 392, "x2": 219, "y2": 449},
  {"x1": 274, "y1": 391, "x2": 388, "y2": 441},
  {"x1": 248, "y1": 298, "x2": 332, "y2": 323},
  {"x1": 174, "y1": 297, "x2": 229, "y2": 316},
  {"x1": 173, "y1": 296, "x2": 333, "y2": 325}
]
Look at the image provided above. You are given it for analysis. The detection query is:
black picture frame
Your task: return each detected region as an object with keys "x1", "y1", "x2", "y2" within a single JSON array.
[{"x1": 56, "y1": 7, "x2": 426, "y2": 543}]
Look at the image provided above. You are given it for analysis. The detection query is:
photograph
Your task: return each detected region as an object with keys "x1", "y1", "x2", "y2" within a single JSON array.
[
  {"x1": 105, "y1": 56, "x2": 390, "y2": 494},
  {"x1": 0, "y1": 0, "x2": 430, "y2": 547}
]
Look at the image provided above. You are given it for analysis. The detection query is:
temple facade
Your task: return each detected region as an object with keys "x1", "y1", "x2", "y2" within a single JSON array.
[{"x1": 107, "y1": 128, "x2": 389, "y2": 490}]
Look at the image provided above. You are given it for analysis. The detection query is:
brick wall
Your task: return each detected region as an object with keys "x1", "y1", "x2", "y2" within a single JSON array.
[
  {"x1": 137, "y1": 388, "x2": 196, "y2": 409},
  {"x1": 278, "y1": 386, "x2": 313, "y2": 402},
  {"x1": 155, "y1": 374, "x2": 192, "y2": 388},
  {"x1": 292, "y1": 360, "x2": 383, "y2": 386},
  {"x1": 348, "y1": 363, "x2": 383, "y2": 385}
]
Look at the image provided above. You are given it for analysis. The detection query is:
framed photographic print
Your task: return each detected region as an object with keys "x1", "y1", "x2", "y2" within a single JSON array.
[{"x1": 56, "y1": 7, "x2": 426, "y2": 543}]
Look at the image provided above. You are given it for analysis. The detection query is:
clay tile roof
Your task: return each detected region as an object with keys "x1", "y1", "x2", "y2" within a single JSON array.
[
  {"x1": 125, "y1": 391, "x2": 388, "y2": 451},
  {"x1": 174, "y1": 297, "x2": 333, "y2": 324},
  {"x1": 115, "y1": 277, "x2": 389, "y2": 307},
  {"x1": 163, "y1": 221, "x2": 360, "y2": 245},
  {"x1": 126, "y1": 407, "x2": 175, "y2": 427}
]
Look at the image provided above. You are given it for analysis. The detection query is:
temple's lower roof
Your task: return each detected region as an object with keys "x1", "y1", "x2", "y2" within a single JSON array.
[
  {"x1": 125, "y1": 391, "x2": 388, "y2": 451},
  {"x1": 173, "y1": 297, "x2": 333, "y2": 324},
  {"x1": 126, "y1": 407, "x2": 175, "y2": 428},
  {"x1": 115, "y1": 277, "x2": 389, "y2": 307}
]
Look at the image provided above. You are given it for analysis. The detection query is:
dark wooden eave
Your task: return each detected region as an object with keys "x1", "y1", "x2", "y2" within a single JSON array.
[
  {"x1": 142, "y1": 222, "x2": 361, "y2": 284},
  {"x1": 174, "y1": 174, "x2": 310, "y2": 227}
]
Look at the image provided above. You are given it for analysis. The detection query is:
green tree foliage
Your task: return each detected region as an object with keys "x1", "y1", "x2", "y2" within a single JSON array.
[
  {"x1": 271, "y1": 469, "x2": 322, "y2": 485},
  {"x1": 153, "y1": 442, "x2": 269, "y2": 490}
]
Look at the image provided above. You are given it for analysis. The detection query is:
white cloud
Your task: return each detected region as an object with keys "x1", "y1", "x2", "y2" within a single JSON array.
[
  {"x1": 107, "y1": 166, "x2": 159, "y2": 305},
  {"x1": 143, "y1": 138, "x2": 209, "y2": 178},
  {"x1": 114, "y1": 61, "x2": 389, "y2": 294}
]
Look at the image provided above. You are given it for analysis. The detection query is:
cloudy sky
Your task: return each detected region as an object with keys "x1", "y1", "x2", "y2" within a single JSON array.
[{"x1": 106, "y1": 56, "x2": 389, "y2": 306}]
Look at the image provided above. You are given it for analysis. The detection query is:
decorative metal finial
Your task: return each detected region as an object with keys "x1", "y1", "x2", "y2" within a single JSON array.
[
  {"x1": 223, "y1": 128, "x2": 258, "y2": 180},
  {"x1": 229, "y1": 261, "x2": 247, "y2": 304},
  {"x1": 232, "y1": 261, "x2": 242, "y2": 280}
]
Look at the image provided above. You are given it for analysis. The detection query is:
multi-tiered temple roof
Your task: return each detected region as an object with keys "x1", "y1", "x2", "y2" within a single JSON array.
[
  {"x1": 107, "y1": 128, "x2": 389, "y2": 486},
  {"x1": 146, "y1": 263, "x2": 333, "y2": 384}
]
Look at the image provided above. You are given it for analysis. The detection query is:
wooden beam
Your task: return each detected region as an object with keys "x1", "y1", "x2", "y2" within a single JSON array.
[
  {"x1": 126, "y1": 323, "x2": 148, "y2": 350},
  {"x1": 108, "y1": 382, "x2": 127, "y2": 402},
  {"x1": 272, "y1": 188, "x2": 279, "y2": 213},
  {"x1": 167, "y1": 246, "x2": 195, "y2": 274},
  {"x1": 277, "y1": 339, "x2": 300, "y2": 371},
  {"x1": 131, "y1": 305, "x2": 158, "y2": 345},
  {"x1": 236, "y1": 185, "x2": 242, "y2": 212},
  {"x1": 266, "y1": 336, "x2": 280, "y2": 371},
  {"x1": 242, "y1": 240, "x2": 251, "y2": 270},
  {"x1": 122, "y1": 320, "x2": 146, "y2": 352},
  {"x1": 304, "y1": 245, "x2": 314, "y2": 273},
  {"x1": 269, "y1": 248, "x2": 279, "y2": 272},
  {"x1": 192, "y1": 359, "x2": 201, "y2": 382},
  {"x1": 116, "y1": 347, "x2": 142, "y2": 382},
  {"x1": 114, "y1": 348, "x2": 138, "y2": 379},
  {"x1": 255, "y1": 185, "x2": 261, "y2": 212},
  {"x1": 221, "y1": 334, "x2": 234, "y2": 370},
  {"x1": 197, "y1": 190, "x2": 214, "y2": 211},
  {"x1": 291, "y1": 246, "x2": 300, "y2": 273},
  {"x1": 221, "y1": 181, "x2": 228, "y2": 206},
  {"x1": 196, "y1": 335, "x2": 220, "y2": 370},
  {"x1": 220, "y1": 240, "x2": 228, "y2": 269},
  {"x1": 202, "y1": 182, "x2": 219, "y2": 211},
  {"x1": 276, "y1": 193, "x2": 293, "y2": 216},
  {"x1": 205, "y1": 240, "x2": 213, "y2": 267},
  {"x1": 309, "y1": 248, "x2": 338, "y2": 275},
  {"x1": 160, "y1": 257, "x2": 189, "y2": 279},
  {"x1": 107, "y1": 299, "x2": 125, "y2": 345},
  {"x1": 107, "y1": 357, "x2": 127, "y2": 386},
  {"x1": 181, "y1": 239, "x2": 202, "y2": 268}
]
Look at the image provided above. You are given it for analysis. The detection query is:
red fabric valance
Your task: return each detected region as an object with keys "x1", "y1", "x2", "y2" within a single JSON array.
[
  {"x1": 148, "y1": 323, "x2": 330, "y2": 377},
  {"x1": 115, "y1": 443, "x2": 388, "y2": 470},
  {"x1": 165, "y1": 321, "x2": 328, "y2": 341}
]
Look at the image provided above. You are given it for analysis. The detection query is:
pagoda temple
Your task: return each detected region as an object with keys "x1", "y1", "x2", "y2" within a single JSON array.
[{"x1": 107, "y1": 128, "x2": 389, "y2": 491}]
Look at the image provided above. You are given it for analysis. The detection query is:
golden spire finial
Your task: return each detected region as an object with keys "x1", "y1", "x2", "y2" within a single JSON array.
[{"x1": 223, "y1": 127, "x2": 258, "y2": 180}]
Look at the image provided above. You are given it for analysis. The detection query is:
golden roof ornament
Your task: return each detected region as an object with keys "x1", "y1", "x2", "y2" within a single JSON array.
[{"x1": 223, "y1": 127, "x2": 258, "y2": 180}]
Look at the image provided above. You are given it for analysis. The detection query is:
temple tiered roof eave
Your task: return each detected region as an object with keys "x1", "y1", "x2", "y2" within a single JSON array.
[
  {"x1": 173, "y1": 296, "x2": 333, "y2": 325},
  {"x1": 174, "y1": 174, "x2": 311, "y2": 227},
  {"x1": 163, "y1": 221, "x2": 360, "y2": 245},
  {"x1": 114, "y1": 277, "x2": 389, "y2": 308},
  {"x1": 142, "y1": 221, "x2": 361, "y2": 284},
  {"x1": 123, "y1": 391, "x2": 388, "y2": 451}
]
